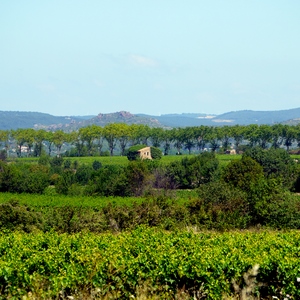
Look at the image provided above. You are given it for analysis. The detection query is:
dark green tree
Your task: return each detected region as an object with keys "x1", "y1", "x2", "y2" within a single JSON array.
[{"x1": 243, "y1": 147, "x2": 297, "y2": 189}]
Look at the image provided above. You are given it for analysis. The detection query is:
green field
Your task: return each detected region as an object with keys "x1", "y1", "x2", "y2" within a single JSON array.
[
  {"x1": 1, "y1": 228, "x2": 300, "y2": 299},
  {"x1": 11, "y1": 153, "x2": 243, "y2": 166},
  {"x1": 0, "y1": 192, "x2": 146, "y2": 208},
  {"x1": 13, "y1": 152, "x2": 300, "y2": 169},
  {"x1": 0, "y1": 189, "x2": 198, "y2": 208}
]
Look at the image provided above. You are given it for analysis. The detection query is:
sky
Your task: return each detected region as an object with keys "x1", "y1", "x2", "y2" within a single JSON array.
[{"x1": 1, "y1": 1, "x2": 300, "y2": 116}]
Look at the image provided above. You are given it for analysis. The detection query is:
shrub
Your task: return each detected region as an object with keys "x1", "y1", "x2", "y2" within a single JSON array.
[
  {"x1": 55, "y1": 170, "x2": 76, "y2": 195},
  {"x1": 50, "y1": 156, "x2": 64, "y2": 174},
  {"x1": 243, "y1": 147, "x2": 297, "y2": 189},
  {"x1": 22, "y1": 165, "x2": 50, "y2": 194},
  {"x1": 38, "y1": 154, "x2": 50, "y2": 166},
  {"x1": 100, "y1": 150, "x2": 110, "y2": 156},
  {"x1": 85, "y1": 165, "x2": 130, "y2": 196},
  {"x1": 195, "y1": 181, "x2": 250, "y2": 229},
  {"x1": 75, "y1": 164, "x2": 93, "y2": 185},
  {"x1": 50, "y1": 156, "x2": 64, "y2": 167},
  {"x1": 0, "y1": 162, "x2": 23, "y2": 193},
  {"x1": 166, "y1": 152, "x2": 220, "y2": 189},
  {"x1": 150, "y1": 146, "x2": 162, "y2": 160},
  {"x1": 0, "y1": 163, "x2": 49, "y2": 194},
  {"x1": 125, "y1": 160, "x2": 152, "y2": 196},
  {"x1": 0, "y1": 200, "x2": 43, "y2": 232},
  {"x1": 247, "y1": 177, "x2": 300, "y2": 227},
  {"x1": 92, "y1": 160, "x2": 102, "y2": 171},
  {"x1": 63, "y1": 159, "x2": 72, "y2": 169},
  {"x1": 222, "y1": 156, "x2": 264, "y2": 193},
  {"x1": 259, "y1": 192, "x2": 300, "y2": 228}
]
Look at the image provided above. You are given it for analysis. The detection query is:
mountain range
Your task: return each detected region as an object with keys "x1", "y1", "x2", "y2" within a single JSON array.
[{"x1": 1, "y1": 108, "x2": 300, "y2": 131}]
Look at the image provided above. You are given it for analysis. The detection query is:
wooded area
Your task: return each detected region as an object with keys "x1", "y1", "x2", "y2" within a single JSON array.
[{"x1": 1, "y1": 123, "x2": 300, "y2": 158}]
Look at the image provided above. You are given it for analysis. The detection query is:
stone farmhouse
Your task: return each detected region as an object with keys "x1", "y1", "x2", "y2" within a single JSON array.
[
  {"x1": 225, "y1": 149, "x2": 236, "y2": 155},
  {"x1": 138, "y1": 147, "x2": 152, "y2": 160}
]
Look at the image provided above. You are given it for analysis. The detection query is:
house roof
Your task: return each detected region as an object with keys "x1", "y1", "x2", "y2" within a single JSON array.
[{"x1": 137, "y1": 147, "x2": 151, "y2": 152}]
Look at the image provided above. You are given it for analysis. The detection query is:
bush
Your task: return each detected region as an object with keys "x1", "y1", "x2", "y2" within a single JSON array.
[
  {"x1": 23, "y1": 165, "x2": 50, "y2": 194},
  {"x1": 50, "y1": 156, "x2": 64, "y2": 167},
  {"x1": 85, "y1": 165, "x2": 130, "y2": 196},
  {"x1": 0, "y1": 162, "x2": 23, "y2": 193},
  {"x1": 75, "y1": 164, "x2": 93, "y2": 185},
  {"x1": 194, "y1": 181, "x2": 250, "y2": 229},
  {"x1": 63, "y1": 159, "x2": 72, "y2": 169},
  {"x1": 55, "y1": 170, "x2": 76, "y2": 195},
  {"x1": 0, "y1": 162, "x2": 49, "y2": 194},
  {"x1": 150, "y1": 146, "x2": 162, "y2": 160},
  {"x1": 0, "y1": 200, "x2": 43, "y2": 232},
  {"x1": 38, "y1": 154, "x2": 50, "y2": 166},
  {"x1": 50, "y1": 156, "x2": 64, "y2": 174},
  {"x1": 243, "y1": 147, "x2": 297, "y2": 189},
  {"x1": 259, "y1": 192, "x2": 300, "y2": 228},
  {"x1": 100, "y1": 150, "x2": 110, "y2": 156},
  {"x1": 166, "y1": 152, "x2": 220, "y2": 189},
  {"x1": 125, "y1": 160, "x2": 152, "y2": 196},
  {"x1": 92, "y1": 160, "x2": 102, "y2": 171},
  {"x1": 222, "y1": 156, "x2": 264, "y2": 193},
  {"x1": 247, "y1": 177, "x2": 300, "y2": 227}
]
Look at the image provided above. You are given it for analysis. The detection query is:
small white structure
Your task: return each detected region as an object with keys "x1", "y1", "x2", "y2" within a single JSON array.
[{"x1": 138, "y1": 147, "x2": 152, "y2": 160}]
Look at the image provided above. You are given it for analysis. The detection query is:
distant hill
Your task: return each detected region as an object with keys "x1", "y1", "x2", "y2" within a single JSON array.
[
  {"x1": 80, "y1": 111, "x2": 162, "y2": 128},
  {"x1": 1, "y1": 108, "x2": 300, "y2": 130},
  {"x1": 147, "y1": 108, "x2": 300, "y2": 127},
  {"x1": 138, "y1": 113, "x2": 217, "y2": 127},
  {"x1": 282, "y1": 118, "x2": 300, "y2": 126},
  {"x1": 212, "y1": 108, "x2": 300, "y2": 125},
  {"x1": 0, "y1": 111, "x2": 85, "y2": 130},
  {"x1": 0, "y1": 111, "x2": 164, "y2": 131}
]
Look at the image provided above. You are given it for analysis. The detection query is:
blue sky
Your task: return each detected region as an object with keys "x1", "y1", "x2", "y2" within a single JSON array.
[{"x1": 1, "y1": 1, "x2": 299, "y2": 116}]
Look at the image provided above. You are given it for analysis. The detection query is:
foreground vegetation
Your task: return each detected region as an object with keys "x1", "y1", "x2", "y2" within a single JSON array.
[
  {"x1": 1, "y1": 147, "x2": 300, "y2": 232},
  {"x1": 1, "y1": 228, "x2": 300, "y2": 299},
  {"x1": 2, "y1": 146, "x2": 300, "y2": 298}
]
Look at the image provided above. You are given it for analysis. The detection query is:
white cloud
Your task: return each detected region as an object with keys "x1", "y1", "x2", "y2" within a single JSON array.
[{"x1": 129, "y1": 54, "x2": 158, "y2": 67}]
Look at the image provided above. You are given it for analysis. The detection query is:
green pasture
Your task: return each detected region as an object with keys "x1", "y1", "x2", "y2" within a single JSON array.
[
  {"x1": 0, "y1": 192, "x2": 146, "y2": 208},
  {"x1": 11, "y1": 153, "x2": 244, "y2": 167}
]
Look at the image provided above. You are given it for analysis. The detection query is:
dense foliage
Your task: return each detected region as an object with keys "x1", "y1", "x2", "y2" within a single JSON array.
[
  {"x1": 2, "y1": 123, "x2": 300, "y2": 158},
  {"x1": 0, "y1": 149, "x2": 300, "y2": 231},
  {"x1": 1, "y1": 228, "x2": 300, "y2": 299},
  {"x1": 1, "y1": 144, "x2": 300, "y2": 298}
]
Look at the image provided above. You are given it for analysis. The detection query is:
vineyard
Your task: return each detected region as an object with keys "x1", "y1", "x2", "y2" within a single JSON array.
[
  {"x1": 1, "y1": 228, "x2": 300, "y2": 299},
  {"x1": 1, "y1": 149, "x2": 300, "y2": 298}
]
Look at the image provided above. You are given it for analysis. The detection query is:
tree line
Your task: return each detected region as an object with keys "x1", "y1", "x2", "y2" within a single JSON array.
[{"x1": 1, "y1": 123, "x2": 300, "y2": 158}]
